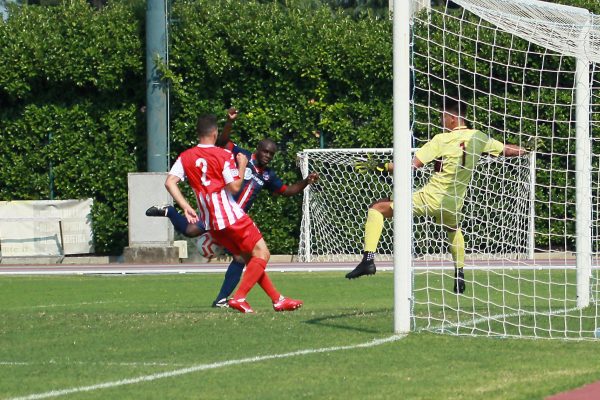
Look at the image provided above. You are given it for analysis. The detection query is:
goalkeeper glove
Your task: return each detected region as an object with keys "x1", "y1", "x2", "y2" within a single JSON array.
[
  {"x1": 523, "y1": 136, "x2": 541, "y2": 152},
  {"x1": 354, "y1": 158, "x2": 389, "y2": 174}
]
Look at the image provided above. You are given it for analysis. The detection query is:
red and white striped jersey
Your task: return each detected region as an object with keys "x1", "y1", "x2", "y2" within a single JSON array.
[{"x1": 169, "y1": 144, "x2": 246, "y2": 230}]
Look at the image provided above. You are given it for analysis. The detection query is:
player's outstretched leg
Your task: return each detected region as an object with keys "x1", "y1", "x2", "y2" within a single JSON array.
[
  {"x1": 453, "y1": 268, "x2": 465, "y2": 294},
  {"x1": 228, "y1": 256, "x2": 267, "y2": 313},
  {"x1": 347, "y1": 207, "x2": 386, "y2": 279},
  {"x1": 346, "y1": 253, "x2": 376, "y2": 279},
  {"x1": 146, "y1": 205, "x2": 205, "y2": 237},
  {"x1": 146, "y1": 205, "x2": 169, "y2": 217}
]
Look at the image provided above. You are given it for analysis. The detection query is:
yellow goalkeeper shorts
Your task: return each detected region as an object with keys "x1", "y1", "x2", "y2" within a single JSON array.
[{"x1": 390, "y1": 191, "x2": 460, "y2": 228}]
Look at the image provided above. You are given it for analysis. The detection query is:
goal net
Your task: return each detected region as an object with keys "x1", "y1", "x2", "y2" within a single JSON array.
[
  {"x1": 299, "y1": 0, "x2": 600, "y2": 339},
  {"x1": 297, "y1": 149, "x2": 535, "y2": 263}
]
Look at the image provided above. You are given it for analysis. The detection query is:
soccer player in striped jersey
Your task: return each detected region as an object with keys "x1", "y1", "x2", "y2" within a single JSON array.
[
  {"x1": 347, "y1": 98, "x2": 526, "y2": 294},
  {"x1": 165, "y1": 114, "x2": 303, "y2": 313},
  {"x1": 147, "y1": 109, "x2": 318, "y2": 308}
]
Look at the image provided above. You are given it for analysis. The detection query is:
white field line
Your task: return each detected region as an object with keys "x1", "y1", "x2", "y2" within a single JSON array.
[
  {"x1": 423, "y1": 306, "x2": 581, "y2": 334},
  {"x1": 6, "y1": 335, "x2": 406, "y2": 400}
]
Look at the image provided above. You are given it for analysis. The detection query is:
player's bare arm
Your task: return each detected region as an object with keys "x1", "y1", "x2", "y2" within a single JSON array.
[
  {"x1": 281, "y1": 172, "x2": 319, "y2": 196},
  {"x1": 226, "y1": 152, "x2": 248, "y2": 194},
  {"x1": 216, "y1": 107, "x2": 238, "y2": 147},
  {"x1": 164, "y1": 174, "x2": 199, "y2": 224},
  {"x1": 503, "y1": 144, "x2": 526, "y2": 157},
  {"x1": 412, "y1": 157, "x2": 424, "y2": 170}
]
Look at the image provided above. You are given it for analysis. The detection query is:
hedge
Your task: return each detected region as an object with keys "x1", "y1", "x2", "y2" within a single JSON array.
[
  {"x1": 0, "y1": 0, "x2": 598, "y2": 254},
  {"x1": 0, "y1": 0, "x2": 392, "y2": 254},
  {"x1": 0, "y1": 0, "x2": 144, "y2": 254}
]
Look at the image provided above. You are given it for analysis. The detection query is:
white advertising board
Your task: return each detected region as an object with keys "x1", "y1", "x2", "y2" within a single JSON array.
[{"x1": 0, "y1": 199, "x2": 94, "y2": 256}]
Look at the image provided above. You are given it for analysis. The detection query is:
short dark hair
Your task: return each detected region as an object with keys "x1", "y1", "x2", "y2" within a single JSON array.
[
  {"x1": 443, "y1": 98, "x2": 468, "y2": 119},
  {"x1": 257, "y1": 138, "x2": 277, "y2": 152},
  {"x1": 196, "y1": 114, "x2": 218, "y2": 138}
]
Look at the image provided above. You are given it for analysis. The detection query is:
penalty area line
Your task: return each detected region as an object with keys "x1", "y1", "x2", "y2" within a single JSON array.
[{"x1": 7, "y1": 334, "x2": 406, "y2": 400}]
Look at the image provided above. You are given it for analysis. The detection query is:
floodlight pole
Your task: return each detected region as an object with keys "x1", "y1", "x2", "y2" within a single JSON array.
[
  {"x1": 392, "y1": 0, "x2": 413, "y2": 333},
  {"x1": 146, "y1": 0, "x2": 169, "y2": 172}
]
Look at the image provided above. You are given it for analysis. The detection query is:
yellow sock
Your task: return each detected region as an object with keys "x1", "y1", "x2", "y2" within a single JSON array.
[
  {"x1": 447, "y1": 229, "x2": 465, "y2": 270},
  {"x1": 364, "y1": 209, "x2": 384, "y2": 252}
]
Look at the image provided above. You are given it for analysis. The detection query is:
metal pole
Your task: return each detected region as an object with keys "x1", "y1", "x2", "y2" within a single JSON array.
[
  {"x1": 300, "y1": 152, "x2": 312, "y2": 262},
  {"x1": 48, "y1": 132, "x2": 54, "y2": 200},
  {"x1": 575, "y1": 49, "x2": 591, "y2": 309},
  {"x1": 146, "y1": 0, "x2": 169, "y2": 172},
  {"x1": 393, "y1": 0, "x2": 413, "y2": 333},
  {"x1": 528, "y1": 151, "x2": 536, "y2": 260}
]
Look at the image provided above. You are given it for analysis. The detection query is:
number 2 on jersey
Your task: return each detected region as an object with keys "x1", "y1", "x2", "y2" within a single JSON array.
[{"x1": 195, "y1": 158, "x2": 211, "y2": 186}]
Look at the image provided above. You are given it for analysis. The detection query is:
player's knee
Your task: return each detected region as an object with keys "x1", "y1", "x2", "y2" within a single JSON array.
[
  {"x1": 252, "y1": 239, "x2": 270, "y2": 262},
  {"x1": 185, "y1": 225, "x2": 203, "y2": 237},
  {"x1": 233, "y1": 255, "x2": 245, "y2": 264},
  {"x1": 370, "y1": 200, "x2": 393, "y2": 218},
  {"x1": 369, "y1": 197, "x2": 390, "y2": 209}
]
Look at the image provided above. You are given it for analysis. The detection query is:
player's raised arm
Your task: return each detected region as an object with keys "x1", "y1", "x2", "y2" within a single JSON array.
[
  {"x1": 225, "y1": 152, "x2": 248, "y2": 194},
  {"x1": 354, "y1": 155, "x2": 393, "y2": 174},
  {"x1": 216, "y1": 107, "x2": 238, "y2": 147},
  {"x1": 412, "y1": 157, "x2": 425, "y2": 170},
  {"x1": 503, "y1": 143, "x2": 527, "y2": 157}
]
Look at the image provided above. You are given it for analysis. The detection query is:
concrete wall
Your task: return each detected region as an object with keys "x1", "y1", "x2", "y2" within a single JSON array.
[{"x1": 125, "y1": 172, "x2": 178, "y2": 263}]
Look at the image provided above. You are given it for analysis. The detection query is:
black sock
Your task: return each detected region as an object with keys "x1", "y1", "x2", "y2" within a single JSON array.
[{"x1": 362, "y1": 251, "x2": 375, "y2": 263}]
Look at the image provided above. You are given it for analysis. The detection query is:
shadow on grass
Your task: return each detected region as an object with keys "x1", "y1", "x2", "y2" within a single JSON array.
[{"x1": 303, "y1": 308, "x2": 389, "y2": 334}]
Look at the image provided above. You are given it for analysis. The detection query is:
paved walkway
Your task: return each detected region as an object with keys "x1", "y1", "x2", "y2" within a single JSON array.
[
  {"x1": 0, "y1": 261, "x2": 393, "y2": 275},
  {"x1": 546, "y1": 381, "x2": 600, "y2": 400}
]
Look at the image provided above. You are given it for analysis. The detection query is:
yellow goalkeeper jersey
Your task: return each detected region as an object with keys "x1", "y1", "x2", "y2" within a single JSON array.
[{"x1": 414, "y1": 126, "x2": 504, "y2": 212}]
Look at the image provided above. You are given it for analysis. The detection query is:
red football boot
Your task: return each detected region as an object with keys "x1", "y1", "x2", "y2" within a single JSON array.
[
  {"x1": 228, "y1": 298, "x2": 254, "y2": 313},
  {"x1": 273, "y1": 297, "x2": 303, "y2": 312}
]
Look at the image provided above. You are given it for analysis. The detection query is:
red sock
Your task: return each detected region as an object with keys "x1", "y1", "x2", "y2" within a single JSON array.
[
  {"x1": 233, "y1": 257, "x2": 267, "y2": 300},
  {"x1": 257, "y1": 272, "x2": 280, "y2": 303}
]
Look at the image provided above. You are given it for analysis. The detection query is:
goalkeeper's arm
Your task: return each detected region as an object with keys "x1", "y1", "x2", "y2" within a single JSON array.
[
  {"x1": 503, "y1": 144, "x2": 527, "y2": 157},
  {"x1": 355, "y1": 159, "x2": 425, "y2": 173},
  {"x1": 378, "y1": 156, "x2": 431, "y2": 171}
]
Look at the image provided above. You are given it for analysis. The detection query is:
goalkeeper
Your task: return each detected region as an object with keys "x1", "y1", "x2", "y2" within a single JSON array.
[{"x1": 347, "y1": 98, "x2": 526, "y2": 294}]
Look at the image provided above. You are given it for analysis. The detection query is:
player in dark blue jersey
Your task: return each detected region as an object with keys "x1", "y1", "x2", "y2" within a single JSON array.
[{"x1": 147, "y1": 108, "x2": 319, "y2": 307}]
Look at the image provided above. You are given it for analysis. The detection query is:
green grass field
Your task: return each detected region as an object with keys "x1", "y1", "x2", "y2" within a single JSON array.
[{"x1": 1, "y1": 271, "x2": 600, "y2": 399}]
